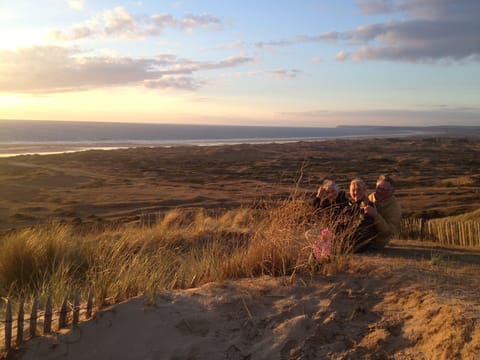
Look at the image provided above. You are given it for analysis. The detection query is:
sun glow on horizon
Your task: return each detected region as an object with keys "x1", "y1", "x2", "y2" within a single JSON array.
[{"x1": 0, "y1": 1, "x2": 479, "y2": 127}]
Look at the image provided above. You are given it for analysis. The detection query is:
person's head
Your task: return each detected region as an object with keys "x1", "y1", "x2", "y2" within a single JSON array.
[
  {"x1": 375, "y1": 174, "x2": 395, "y2": 201},
  {"x1": 321, "y1": 179, "x2": 339, "y2": 202},
  {"x1": 349, "y1": 178, "x2": 367, "y2": 203}
]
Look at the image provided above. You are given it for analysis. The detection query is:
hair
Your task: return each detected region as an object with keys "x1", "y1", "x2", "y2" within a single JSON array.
[
  {"x1": 377, "y1": 174, "x2": 395, "y2": 188},
  {"x1": 322, "y1": 179, "x2": 339, "y2": 192},
  {"x1": 350, "y1": 177, "x2": 367, "y2": 190}
]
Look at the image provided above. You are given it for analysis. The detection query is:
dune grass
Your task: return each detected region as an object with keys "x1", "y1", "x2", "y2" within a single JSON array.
[
  {"x1": 0, "y1": 194, "x2": 340, "y2": 313},
  {"x1": 2, "y1": 191, "x2": 477, "y2": 320}
]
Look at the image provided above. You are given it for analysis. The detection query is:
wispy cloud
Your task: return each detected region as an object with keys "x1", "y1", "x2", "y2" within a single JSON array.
[
  {"x1": 143, "y1": 76, "x2": 206, "y2": 91},
  {"x1": 335, "y1": 51, "x2": 349, "y2": 61},
  {"x1": 277, "y1": 106, "x2": 480, "y2": 126},
  {"x1": 50, "y1": 7, "x2": 222, "y2": 41},
  {"x1": 239, "y1": 69, "x2": 301, "y2": 80},
  {"x1": 355, "y1": 0, "x2": 396, "y2": 14},
  {"x1": 268, "y1": 69, "x2": 301, "y2": 79},
  {"x1": 255, "y1": 0, "x2": 480, "y2": 63},
  {"x1": 0, "y1": 46, "x2": 253, "y2": 93}
]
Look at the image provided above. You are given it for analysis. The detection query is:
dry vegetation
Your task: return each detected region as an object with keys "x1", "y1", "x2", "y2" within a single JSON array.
[
  {"x1": 0, "y1": 135, "x2": 479, "y2": 358},
  {"x1": 0, "y1": 198, "x2": 317, "y2": 311},
  {"x1": 0, "y1": 134, "x2": 478, "y2": 312},
  {"x1": 0, "y1": 203, "x2": 479, "y2": 359},
  {"x1": 0, "y1": 135, "x2": 479, "y2": 231}
]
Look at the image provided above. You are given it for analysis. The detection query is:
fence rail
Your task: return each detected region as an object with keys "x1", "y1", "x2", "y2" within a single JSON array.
[{"x1": 1, "y1": 291, "x2": 95, "y2": 354}]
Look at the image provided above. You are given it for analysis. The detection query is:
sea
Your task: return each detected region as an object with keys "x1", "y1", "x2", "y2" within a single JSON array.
[{"x1": 0, "y1": 120, "x2": 476, "y2": 158}]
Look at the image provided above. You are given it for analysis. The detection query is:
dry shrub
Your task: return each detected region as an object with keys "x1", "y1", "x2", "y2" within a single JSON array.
[{"x1": 238, "y1": 197, "x2": 313, "y2": 277}]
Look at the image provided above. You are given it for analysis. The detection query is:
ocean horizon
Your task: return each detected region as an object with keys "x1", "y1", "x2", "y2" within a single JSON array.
[{"x1": 0, "y1": 120, "x2": 478, "y2": 157}]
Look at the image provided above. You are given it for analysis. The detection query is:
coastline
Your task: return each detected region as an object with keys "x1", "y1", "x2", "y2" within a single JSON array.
[
  {"x1": 0, "y1": 132, "x2": 428, "y2": 158},
  {"x1": 4, "y1": 121, "x2": 479, "y2": 158}
]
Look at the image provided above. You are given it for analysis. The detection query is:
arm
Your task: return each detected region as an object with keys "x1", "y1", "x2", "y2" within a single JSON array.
[{"x1": 370, "y1": 199, "x2": 401, "y2": 237}]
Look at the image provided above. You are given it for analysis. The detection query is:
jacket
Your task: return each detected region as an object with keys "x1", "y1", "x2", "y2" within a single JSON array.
[{"x1": 368, "y1": 193, "x2": 402, "y2": 248}]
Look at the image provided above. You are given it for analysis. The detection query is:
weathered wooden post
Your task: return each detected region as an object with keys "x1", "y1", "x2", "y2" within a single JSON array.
[
  {"x1": 29, "y1": 297, "x2": 38, "y2": 339},
  {"x1": 44, "y1": 296, "x2": 53, "y2": 334},
  {"x1": 73, "y1": 292, "x2": 80, "y2": 326},
  {"x1": 86, "y1": 290, "x2": 93, "y2": 319},
  {"x1": 5, "y1": 300, "x2": 12, "y2": 351},
  {"x1": 58, "y1": 297, "x2": 68, "y2": 330},
  {"x1": 17, "y1": 299, "x2": 25, "y2": 345}
]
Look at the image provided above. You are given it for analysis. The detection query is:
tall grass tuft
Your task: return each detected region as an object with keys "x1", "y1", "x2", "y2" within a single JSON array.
[
  {"x1": 0, "y1": 194, "x2": 359, "y2": 315},
  {"x1": 238, "y1": 196, "x2": 319, "y2": 277},
  {"x1": 0, "y1": 224, "x2": 88, "y2": 298}
]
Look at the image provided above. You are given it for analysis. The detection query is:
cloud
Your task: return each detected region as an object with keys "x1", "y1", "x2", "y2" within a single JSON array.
[
  {"x1": 51, "y1": 7, "x2": 222, "y2": 41},
  {"x1": 103, "y1": 7, "x2": 140, "y2": 37},
  {"x1": 256, "y1": 39, "x2": 296, "y2": 48},
  {"x1": 255, "y1": 0, "x2": 480, "y2": 62},
  {"x1": 359, "y1": 0, "x2": 480, "y2": 21},
  {"x1": 356, "y1": 0, "x2": 396, "y2": 14},
  {"x1": 242, "y1": 69, "x2": 301, "y2": 80},
  {"x1": 180, "y1": 13, "x2": 221, "y2": 29},
  {"x1": 0, "y1": 46, "x2": 253, "y2": 93},
  {"x1": 277, "y1": 107, "x2": 480, "y2": 126},
  {"x1": 144, "y1": 76, "x2": 205, "y2": 91},
  {"x1": 349, "y1": 0, "x2": 480, "y2": 61},
  {"x1": 268, "y1": 69, "x2": 301, "y2": 79},
  {"x1": 335, "y1": 51, "x2": 349, "y2": 61}
]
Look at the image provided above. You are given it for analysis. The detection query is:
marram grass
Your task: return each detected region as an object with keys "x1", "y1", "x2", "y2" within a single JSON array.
[
  {"x1": 0, "y1": 195, "x2": 341, "y2": 309},
  {"x1": 2, "y1": 200, "x2": 476, "y2": 315}
]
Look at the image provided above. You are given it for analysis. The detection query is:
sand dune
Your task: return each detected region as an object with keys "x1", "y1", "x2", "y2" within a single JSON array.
[{"x1": 18, "y1": 240, "x2": 480, "y2": 360}]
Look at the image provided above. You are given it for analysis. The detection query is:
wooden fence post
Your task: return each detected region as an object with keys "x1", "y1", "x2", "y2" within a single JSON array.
[
  {"x1": 73, "y1": 292, "x2": 80, "y2": 326},
  {"x1": 29, "y1": 297, "x2": 38, "y2": 339},
  {"x1": 58, "y1": 297, "x2": 68, "y2": 330},
  {"x1": 86, "y1": 290, "x2": 93, "y2": 319},
  {"x1": 17, "y1": 299, "x2": 25, "y2": 346},
  {"x1": 5, "y1": 300, "x2": 12, "y2": 352},
  {"x1": 44, "y1": 296, "x2": 53, "y2": 334}
]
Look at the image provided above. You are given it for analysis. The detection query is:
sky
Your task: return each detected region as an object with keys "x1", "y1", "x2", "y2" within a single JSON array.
[{"x1": 0, "y1": 0, "x2": 479, "y2": 127}]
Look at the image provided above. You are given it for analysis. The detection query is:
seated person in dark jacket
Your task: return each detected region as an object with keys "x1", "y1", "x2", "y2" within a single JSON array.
[
  {"x1": 313, "y1": 179, "x2": 349, "y2": 220},
  {"x1": 342, "y1": 178, "x2": 377, "y2": 252}
]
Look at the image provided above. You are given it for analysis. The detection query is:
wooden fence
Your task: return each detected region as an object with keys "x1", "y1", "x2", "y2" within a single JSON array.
[
  {"x1": 1, "y1": 291, "x2": 94, "y2": 354},
  {"x1": 399, "y1": 217, "x2": 479, "y2": 247},
  {"x1": 139, "y1": 212, "x2": 162, "y2": 227}
]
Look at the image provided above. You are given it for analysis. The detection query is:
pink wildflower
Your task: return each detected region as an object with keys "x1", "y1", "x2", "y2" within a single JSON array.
[{"x1": 313, "y1": 228, "x2": 332, "y2": 260}]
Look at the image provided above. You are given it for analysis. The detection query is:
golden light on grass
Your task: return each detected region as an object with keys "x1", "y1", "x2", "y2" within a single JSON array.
[{"x1": 1, "y1": 198, "x2": 478, "y2": 321}]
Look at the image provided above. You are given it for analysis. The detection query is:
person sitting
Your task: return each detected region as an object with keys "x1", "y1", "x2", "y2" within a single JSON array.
[
  {"x1": 312, "y1": 179, "x2": 349, "y2": 219},
  {"x1": 343, "y1": 178, "x2": 377, "y2": 253},
  {"x1": 364, "y1": 174, "x2": 402, "y2": 249}
]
